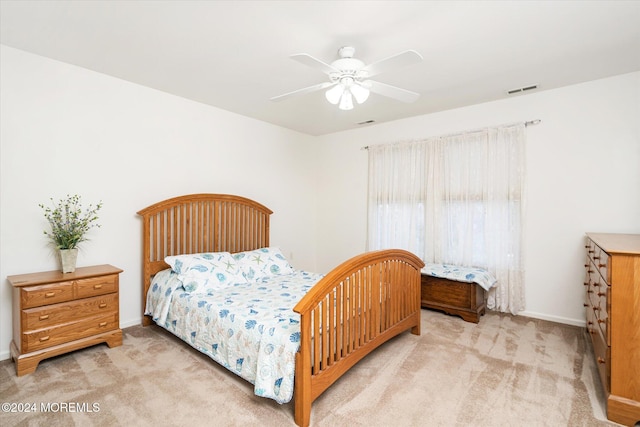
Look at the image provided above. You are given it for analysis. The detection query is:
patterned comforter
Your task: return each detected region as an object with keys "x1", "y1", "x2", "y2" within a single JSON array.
[
  {"x1": 145, "y1": 268, "x2": 323, "y2": 403},
  {"x1": 421, "y1": 263, "x2": 497, "y2": 291}
]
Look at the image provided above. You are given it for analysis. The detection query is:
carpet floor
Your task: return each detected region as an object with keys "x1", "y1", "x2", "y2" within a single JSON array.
[{"x1": 0, "y1": 310, "x2": 621, "y2": 426}]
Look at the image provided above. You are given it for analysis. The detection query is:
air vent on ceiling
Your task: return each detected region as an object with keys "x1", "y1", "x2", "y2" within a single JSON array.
[
  {"x1": 507, "y1": 84, "x2": 538, "y2": 95},
  {"x1": 357, "y1": 119, "x2": 376, "y2": 125}
]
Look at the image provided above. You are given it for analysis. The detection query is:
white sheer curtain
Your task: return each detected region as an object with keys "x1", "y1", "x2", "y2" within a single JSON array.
[{"x1": 367, "y1": 123, "x2": 526, "y2": 314}]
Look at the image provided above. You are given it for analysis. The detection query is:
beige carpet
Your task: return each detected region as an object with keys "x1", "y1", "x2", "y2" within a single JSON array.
[{"x1": 0, "y1": 310, "x2": 619, "y2": 427}]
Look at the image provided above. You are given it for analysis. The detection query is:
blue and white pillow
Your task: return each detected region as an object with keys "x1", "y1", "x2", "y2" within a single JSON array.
[
  {"x1": 232, "y1": 247, "x2": 295, "y2": 282},
  {"x1": 165, "y1": 252, "x2": 245, "y2": 293}
]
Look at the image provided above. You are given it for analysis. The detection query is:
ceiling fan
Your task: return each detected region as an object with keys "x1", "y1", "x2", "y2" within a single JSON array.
[{"x1": 270, "y1": 46, "x2": 423, "y2": 110}]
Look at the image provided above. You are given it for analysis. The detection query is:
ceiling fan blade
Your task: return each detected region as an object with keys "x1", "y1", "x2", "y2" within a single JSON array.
[
  {"x1": 361, "y1": 50, "x2": 423, "y2": 78},
  {"x1": 291, "y1": 53, "x2": 339, "y2": 75},
  {"x1": 270, "y1": 81, "x2": 335, "y2": 102},
  {"x1": 364, "y1": 80, "x2": 420, "y2": 103}
]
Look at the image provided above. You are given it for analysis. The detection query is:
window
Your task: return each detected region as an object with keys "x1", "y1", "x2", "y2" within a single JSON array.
[{"x1": 367, "y1": 124, "x2": 525, "y2": 314}]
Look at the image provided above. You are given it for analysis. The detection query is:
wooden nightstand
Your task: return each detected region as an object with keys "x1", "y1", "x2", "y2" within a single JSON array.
[{"x1": 8, "y1": 264, "x2": 123, "y2": 376}]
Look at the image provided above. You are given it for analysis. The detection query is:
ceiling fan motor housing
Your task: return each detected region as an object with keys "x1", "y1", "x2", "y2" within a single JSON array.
[
  {"x1": 328, "y1": 47, "x2": 367, "y2": 82},
  {"x1": 338, "y1": 46, "x2": 356, "y2": 58}
]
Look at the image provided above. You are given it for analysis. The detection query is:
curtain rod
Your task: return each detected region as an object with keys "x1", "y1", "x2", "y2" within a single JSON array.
[{"x1": 361, "y1": 119, "x2": 541, "y2": 150}]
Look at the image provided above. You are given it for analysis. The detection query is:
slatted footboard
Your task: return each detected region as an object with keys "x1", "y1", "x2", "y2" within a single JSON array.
[{"x1": 293, "y1": 249, "x2": 424, "y2": 427}]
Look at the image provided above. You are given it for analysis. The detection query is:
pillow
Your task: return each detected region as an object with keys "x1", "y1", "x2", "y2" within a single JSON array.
[
  {"x1": 232, "y1": 247, "x2": 295, "y2": 282},
  {"x1": 165, "y1": 252, "x2": 245, "y2": 293}
]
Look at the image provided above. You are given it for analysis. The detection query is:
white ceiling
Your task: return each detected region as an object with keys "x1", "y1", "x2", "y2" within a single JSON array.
[{"x1": 1, "y1": 1, "x2": 639, "y2": 136}]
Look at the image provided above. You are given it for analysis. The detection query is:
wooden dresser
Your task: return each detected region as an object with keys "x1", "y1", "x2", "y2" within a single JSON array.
[
  {"x1": 8, "y1": 264, "x2": 123, "y2": 376},
  {"x1": 584, "y1": 233, "x2": 640, "y2": 426}
]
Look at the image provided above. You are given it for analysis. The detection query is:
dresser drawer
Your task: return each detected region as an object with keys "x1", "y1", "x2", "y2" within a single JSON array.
[
  {"x1": 22, "y1": 312, "x2": 119, "y2": 353},
  {"x1": 586, "y1": 299, "x2": 597, "y2": 335},
  {"x1": 22, "y1": 293, "x2": 119, "y2": 331},
  {"x1": 20, "y1": 281, "x2": 75, "y2": 309},
  {"x1": 592, "y1": 298, "x2": 609, "y2": 346},
  {"x1": 587, "y1": 268, "x2": 601, "y2": 306},
  {"x1": 587, "y1": 238, "x2": 610, "y2": 283},
  {"x1": 590, "y1": 326, "x2": 610, "y2": 393}
]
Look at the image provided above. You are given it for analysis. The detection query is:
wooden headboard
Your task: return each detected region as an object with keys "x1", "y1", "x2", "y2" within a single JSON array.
[{"x1": 137, "y1": 193, "x2": 272, "y2": 325}]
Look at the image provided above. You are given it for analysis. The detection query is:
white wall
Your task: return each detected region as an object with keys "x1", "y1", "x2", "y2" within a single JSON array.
[
  {"x1": 2, "y1": 44, "x2": 638, "y2": 362},
  {"x1": 0, "y1": 46, "x2": 318, "y2": 360},
  {"x1": 313, "y1": 71, "x2": 640, "y2": 326}
]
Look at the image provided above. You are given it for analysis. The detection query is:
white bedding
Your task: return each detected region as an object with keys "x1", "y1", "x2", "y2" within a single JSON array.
[{"x1": 145, "y1": 268, "x2": 323, "y2": 404}]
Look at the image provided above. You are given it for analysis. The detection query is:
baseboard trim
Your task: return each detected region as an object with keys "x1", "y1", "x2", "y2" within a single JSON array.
[
  {"x1": 519, "y1": 310, "x2": 585, "y2": 327},
  {"x1": 120, "y1": 318, "x2": 142, "y2": 329}
]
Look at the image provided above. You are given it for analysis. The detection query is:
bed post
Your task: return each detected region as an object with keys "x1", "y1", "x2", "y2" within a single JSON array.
[
  {"x1": 294, "y1": 322, "x2": 312, "y2": 427},
  {"x1": 141, "y1": 208, "x2": 152, "y2": 327}
]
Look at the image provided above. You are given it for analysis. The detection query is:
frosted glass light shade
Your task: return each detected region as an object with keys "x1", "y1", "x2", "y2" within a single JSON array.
[
  {"x1": 339, "y1": 92, "x2": 354, "y2": 110},
  {"x1": 350, "y1": 84, "x2": 370, "y2": 104},
  {"x1": 325, "y1": 84, "x2": 344, "y2": 105}
]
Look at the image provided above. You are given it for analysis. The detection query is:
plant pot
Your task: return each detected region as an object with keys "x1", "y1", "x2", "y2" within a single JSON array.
[{"x1": 59, "y1": 248, "x2": 78, "y2": 273}]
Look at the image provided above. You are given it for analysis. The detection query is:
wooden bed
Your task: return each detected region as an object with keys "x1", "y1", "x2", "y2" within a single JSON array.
[{"x1": 137, "y1": 193, "x2": 424, "y2": 427}]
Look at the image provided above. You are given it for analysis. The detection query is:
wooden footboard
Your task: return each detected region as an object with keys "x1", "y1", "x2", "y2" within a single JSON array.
[{"x1": 293, "y1": 249, "x2": 424, "y2": 427}]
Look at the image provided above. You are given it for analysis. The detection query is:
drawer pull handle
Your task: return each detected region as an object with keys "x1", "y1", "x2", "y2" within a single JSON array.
[
  {"x1": 598, "y1": 319, "x2": 606, "y2": 324},
  {"x1": 94, "y1": 284, "x2": 103, "y2": 289},
  {"x1": 40, "y1": 336, "x2": 50, "y2": 342},
  {"x1": 583, "y1": 282, "x2": 588, "y2": 286},
  {"x1": 598, "y1": 264, "x2": 606, "y2": 268},
  {"x1": 583, "y1": 303, "x2": 588, "y2": 307},
  {"x1": 99, "y1": 322, "x2": 108, "y2": 327},
  {"x1": 99, "y1": 303, "x2": 107, "y2": 309},
  {"x1": 45, "y1": 292, "x2": 56, "y2": 298},
  {"x1": 39, "y1": 314, "x2": 50, "y2": 321},
  {"x1": 597, "y1": 357, "x2": 606, "y2": 364},
  {"x1": 588, "y1": 250, "x2": 595, "y2": 253},
  {"x1": 594, "y1": 256, "x2": 600, "y2": 260},
  {"x1": 597, "y1": 292, "x2": 606, "y2": 297}
]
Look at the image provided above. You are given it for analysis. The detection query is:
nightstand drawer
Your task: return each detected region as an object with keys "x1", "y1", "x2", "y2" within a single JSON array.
[
  {"x1": 20, "y1": 281, "x2": 75, "y2": 309},
  {"x1": 22, "y1": 293, "x2": 119, "y2": 331},
  {"x1": 75, "y1": 274, "x2": 118, "y2": 298},
  {"x1": 22, "y1": 312, "x2": 119, "y2": 353}
]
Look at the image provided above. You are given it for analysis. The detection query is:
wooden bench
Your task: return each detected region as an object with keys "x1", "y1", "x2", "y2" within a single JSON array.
[{"x1": 420, "y1": 274, "x2": 486, "y2": 323}]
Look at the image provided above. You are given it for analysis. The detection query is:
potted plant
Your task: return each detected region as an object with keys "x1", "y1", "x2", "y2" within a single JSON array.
[{"x1": 40, "y1": 194, "x2": 103, "y2": 273}]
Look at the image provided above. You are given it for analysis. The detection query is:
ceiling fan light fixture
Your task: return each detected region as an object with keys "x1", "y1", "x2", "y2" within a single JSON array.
[
  {"x1": 325, "y1": 84, "x2": 344, "y2": 105},
  {"x1": 350, "y1": 83, "x2": 370, "y2": 104},
  {"x1": 339, "y1": 92, "x2": 354, "y2": 110}
]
